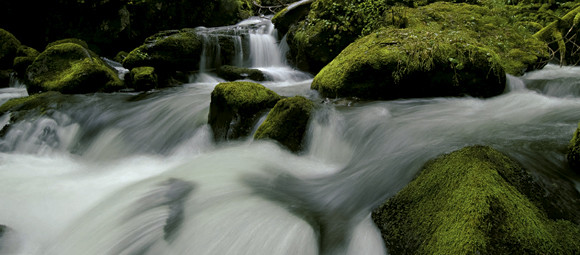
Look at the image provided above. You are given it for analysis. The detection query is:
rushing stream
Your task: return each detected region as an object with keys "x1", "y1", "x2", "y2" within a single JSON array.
[{"x1": 1, "y1": 17, "x2": 579, "y2": 255}]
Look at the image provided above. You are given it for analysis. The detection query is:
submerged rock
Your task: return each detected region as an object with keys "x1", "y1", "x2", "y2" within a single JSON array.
[
  {"x1": 123, "y1": 29, "x2": 203, "y2": 71},
  {"x1": 208, "y1": 81, "x2": 281, "y2": 141},
  {"x1": 312, "y1": 27, "x2": 506, "y2": 100},
  {"x1": 372, "y1": 146, "x2": 580, "y2": 254},
  {"x1": 26, "y1": 42, "x2": 123, "y2": 94},
  {"x1": 254, "y1": 96, "x2": 314, "y2": 152},
  {"x1": 216, "y1": 65, "x2": 265, "y2": 82},
  {"x1": 128, "y1": 66, "x2": 158, "y2": 91}
]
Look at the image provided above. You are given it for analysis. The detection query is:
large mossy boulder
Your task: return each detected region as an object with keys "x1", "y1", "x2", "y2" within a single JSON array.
[
  {"x1": 26, "y1": 42, "x2": 123, "y2": 94},
  {"x1": 311, "y1": 2, "x2": 551, "y2": 100},
  {"x1": 312, "y1": 28, "x2": 506, "y2": 100},
  {"x1": 216, "y1": 65, "x2": 266, "y2": 82},
  {"x1": 208, "y1": 81, "x2": 281, "y2": 141},
  {"x1": 123, "y1": 29, "x2": 203, "y2": 71},
  {"x1": 254, "y1": 96, "x2": 314, "y2": 152},
  {"x1": 13, "y1": 45, "x2": 39, "y2": 78},
  {"x1": 372, "y1": 146, "x2": 580, "y2": 255},
  {"x1": 0, "y1": 28, "x2": 21, "y2": 69}
]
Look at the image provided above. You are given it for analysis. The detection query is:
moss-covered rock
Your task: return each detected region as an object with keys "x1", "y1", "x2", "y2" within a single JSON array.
[
  {"x1": 216, "y1": 65, "x2": 266, "y2": 82},
  {"x1": 567, "y1": 123, "x2": 580, "y2": 172},
  {"x1": 13, "y1": 45, "x2": 39, "y2": 77},
  {"x1": 208, "y1": 81, "x2": 281, "y2": 141},
  {"x1": 123, "y1": 29, "x2": 203, "y2": 71},
  {"x1": 0, "y1": 28, "x2": 21, "y2": 69},
  {"x1": 312, "y1": 27, "x2": 506, "y2": 99},
  {"x1": 129, "y1": 66, "x2": 158, "y2": 91},
  {"x1": 254, "y1": 96, "x2": 314, "y2": 152},
  {"x1": 26, "y1": 43, "x2": 124, "y2": 94},
  {"x1": 372, "y1": 145, "x2": 580, "y2": 255}
]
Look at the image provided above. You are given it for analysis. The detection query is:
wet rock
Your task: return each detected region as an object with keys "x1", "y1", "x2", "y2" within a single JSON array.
[
  {"x1": 216, "y1": 65, "x2": 265, "y2": 82},
  {"x1": 254, "y1": 96, "x2": 314, "y2": 152},
  {"x1": 372, "y1": 145, "x2": 580, "y2": 255},
  {"x1": 123, "y1": 29, "x2": 203, "y2": 72},
  {"x1": 128, "y1": 66, "x2": 158, "y2": 91},
  {"x1": 208, "y1": 81, "x2": 281, "y2": 141},
  {"x1": 312, "y1": 27, "x2": 506, "y2": 100},
  {"x1": 26, "y1": 42, "x2": 123, "y2": 94}
]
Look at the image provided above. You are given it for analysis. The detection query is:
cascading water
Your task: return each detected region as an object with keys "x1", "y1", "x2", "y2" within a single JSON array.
[{"x1": 0, "y1": 15, "x2": 579, "y2": 255}]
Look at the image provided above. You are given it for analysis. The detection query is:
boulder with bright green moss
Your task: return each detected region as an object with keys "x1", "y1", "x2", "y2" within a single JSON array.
[
  {"x1": 129, "y1": 66, "x2": 158, "y2": 91},
  {"x1": 123, "y1": 29, "x2": 203, "y2": 71},
  {"x1": 208, "y1": 81, "x2": 281, "y2": 141},
  {"x1": 26, "y1": 43, "x2": 124, "y2": 94},
  {"x1": 372, "y1": 145, "x2": 580, "y2": 255},
  {"x1": 312, "y1": 27, "x2": 506, "y2": 100},
  {"x1": 0, "y1": 28, "x2": 21, "y2": 69},
  {"x1": 567, "y1": 123, "x2": 580, "y2": 173},
  {"x1": 254, "y1": 96, "x2": 314, "y2": 152},
  {"x1": 216, "y1": 65, "x2": 266, "y2": 82}
]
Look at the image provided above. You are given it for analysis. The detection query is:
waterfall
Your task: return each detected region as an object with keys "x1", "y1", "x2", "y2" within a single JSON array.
[{"x1": 193, "y1": 17, "x2": 291, "y2": 73}]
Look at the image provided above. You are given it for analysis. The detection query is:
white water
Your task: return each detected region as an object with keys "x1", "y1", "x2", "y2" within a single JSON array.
[{"x1": 0, "y1": 17, "x2": 579, "y2": 255}]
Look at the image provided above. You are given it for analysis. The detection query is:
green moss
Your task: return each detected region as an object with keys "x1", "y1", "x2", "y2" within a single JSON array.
[
  {"x1": 26, "y1": 43, "x2": 123, "y2": 94},
  {"x1": 211, "y1": 81, "x2": 280, "y2": 110},
  {"x1": 254, "y1": 96, "x2": 314, "y2": 152},
  {"x1": 405, "y1": 2, "x2": 549, "y2": 75},
  {"x1": 129, "y1": 66, "x2": 157, "y2": 91},
  {"x1": 0, "y1": 28, "x2": 21, "y2": 69},
  {"x1": 208, "y1": 81, "x2": 281, "y2": 141},
  {"x1": 372, "y1": 146, "x2": 580, "y2": 254}
]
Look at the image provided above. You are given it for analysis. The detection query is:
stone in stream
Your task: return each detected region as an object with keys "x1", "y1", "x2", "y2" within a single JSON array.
[
  {"x1": 254, "y1": 96, "x2": 314, "y2": 152},
  {"x1": 372, "y1": 145, "x2": 580, "y2": 254},
  {"x1": 208, "y1": 81, "x2": 281, "y2": 141}
]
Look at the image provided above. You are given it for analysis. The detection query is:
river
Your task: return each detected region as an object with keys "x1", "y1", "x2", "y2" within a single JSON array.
[{"x1": 0, "y1": 17, "x2": 579, "y2": 255}]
